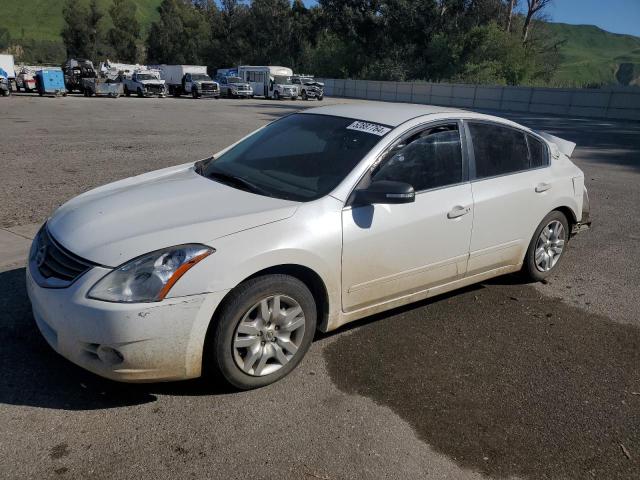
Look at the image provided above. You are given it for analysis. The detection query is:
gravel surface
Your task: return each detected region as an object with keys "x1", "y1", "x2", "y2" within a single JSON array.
[{"x1": 0, "y1": 93, "x2": 638, "y2": 479}]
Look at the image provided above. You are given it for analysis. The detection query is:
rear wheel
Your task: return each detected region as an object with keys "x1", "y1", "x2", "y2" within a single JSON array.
[
  {"x1": 522, "y1": 210, "x2": 569, "y2": 281},
  {"x1": 207, "y1": 274, "x2": 317, "y2": 390}
]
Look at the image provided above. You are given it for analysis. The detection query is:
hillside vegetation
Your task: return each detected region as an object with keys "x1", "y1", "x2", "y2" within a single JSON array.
[
  {"x1": 545, "y1": 23, "x2": 640, "y2": 87},
  {"x1": 1, "y1": 1, "x2": 639, "y2": 87}
]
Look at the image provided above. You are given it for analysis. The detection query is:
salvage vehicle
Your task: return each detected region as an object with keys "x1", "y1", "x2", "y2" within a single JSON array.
[
  {"x1": 291, "y1": 75, "x2": 324, "y2": 101},
  {"x1": 63, "y1": 58, "x2": 97, "y2": 93},
  {"x1": 0, "y1": 54, "x2": 15, "y2": 96},
  {"x1": 238, "y1": 65, "x2": 298, "y2": 100},
  {"x1": 15, "y1": 66, "x2": 38, "y2": 92},
  {"x1": 157, "y1": 64, "x2": 219, "y2": 98},
  {"x1": 35, "y1": 69, "x2": 66, "y2": 96},
  {"x1": 122, "y1": 70, "x2": 167, "y2": 97},
  {"x1": 27, "y1": 104, "x2": 590, "y2": 390},
  {"x1": 217, "y1": 75, "x2": 253, "y2": 98}
]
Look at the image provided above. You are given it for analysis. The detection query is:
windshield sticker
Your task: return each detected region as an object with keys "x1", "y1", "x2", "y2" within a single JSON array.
[{"x1": 346, "y1": 121, "x2": 391, "y2": 136}]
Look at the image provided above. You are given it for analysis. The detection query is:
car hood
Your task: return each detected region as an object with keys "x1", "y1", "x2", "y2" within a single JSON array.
[
  {"x1": 228, "y1": 82, "x2": 251, "y2": 89},
  {"x1": 139, "y1": 79, "x2": 164, "y2": 85},
  {"x1": 47, "y1": 164, "x2": 299, "y2": 266},
  {"x1": 303, "y1": 81, "x2": 324, "y2": 88}
]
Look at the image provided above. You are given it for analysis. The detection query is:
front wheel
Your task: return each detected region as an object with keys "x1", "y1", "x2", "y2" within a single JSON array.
[
  {"x1": 207, "y1": 275, "x2": 317, "y2": 390},
  {"x1": 301, "y1": 90, "x2": 308, "y2": 100},
  {"x1": 317, "y1": 95, "x2": 324, "y2": 101},
  {"x1": 192, "y1": 89, "x2": 199, "y2": 99},
  {"x1": 522, "y1": 210, "x2": 569, "y2": 281},
  {"x1": 124, "y1": 87, "x2": 130, "y2": 97},
  {"x1": 273, "y1": 90, "x2": 279, "y2": 100}
]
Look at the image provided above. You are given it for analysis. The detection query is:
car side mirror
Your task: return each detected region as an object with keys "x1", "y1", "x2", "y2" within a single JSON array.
[{"x1": 353, "y1": 180, "x2": 415, "y2": 205}]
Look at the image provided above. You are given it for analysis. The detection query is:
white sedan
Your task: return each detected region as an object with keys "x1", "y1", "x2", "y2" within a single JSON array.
[{"x1": 27, "y1": 104, "x2": 590, "y2": 389}]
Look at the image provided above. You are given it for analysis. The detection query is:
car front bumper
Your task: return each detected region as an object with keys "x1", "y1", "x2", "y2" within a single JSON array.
[{"x1": 26, "y1": 263, "x2": 228, "y2": 382}]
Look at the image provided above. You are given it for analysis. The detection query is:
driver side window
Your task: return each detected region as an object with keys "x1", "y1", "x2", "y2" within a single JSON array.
[{"x1": 372, "y1": 124, "x2": 464, "y2": 191}]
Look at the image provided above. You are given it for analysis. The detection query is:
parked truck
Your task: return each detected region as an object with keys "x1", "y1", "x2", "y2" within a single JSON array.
[
  {"x1": 237, "y1": 66, "x2": 298, "y2": 100},
  {"x1": 0, "y1": 54, "x2": 15, "y2": 96},
  {"x1": 291, "y1": 74, "x2": 324, "y2": 101},
  {"x1": 63, "y1": 58, "x2": 96, "y2": 93},
  {"x1": 156, "y1": 65, "x2": 219, "y2": 98},
  {"x1": 121, "y1": 70, "x2": 167, "y2": 97}
]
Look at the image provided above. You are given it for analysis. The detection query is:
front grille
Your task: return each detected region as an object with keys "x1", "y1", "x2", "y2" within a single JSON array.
[
  {"x1": 202, "y1": 84, "x2": 218, "y2": 91},
  {"x1": 34, "y1": 227, "x2": 95, "y2": 284},
  {"x1": 146, "y1": 84, "x2": 164, "y2": 93}
]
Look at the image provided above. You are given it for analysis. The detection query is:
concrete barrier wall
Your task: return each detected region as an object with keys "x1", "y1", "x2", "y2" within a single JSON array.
[{"x1": 319, "y1": 78, "x2": 640, "y2": 121}]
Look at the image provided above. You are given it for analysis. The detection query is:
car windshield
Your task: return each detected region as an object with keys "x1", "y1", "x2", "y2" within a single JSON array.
[
  {"x1": 299, "y1": 77, "x2": 314, "y2": 83},
  {"x1": 191, "y1": 74, "x2": 211, "y2": 81},
  {"x1": 274, "y1": 76, "x2": 291, "y2": 85},
  {"x1": 197, "y1": 114, "x2": 389, "y2": 202},
  {"x1": 227, "y1": 77, "x2": 243, "y2": 83},
  {"x1": 136, "y1": 74, "x2": 156, "y2": 80}
]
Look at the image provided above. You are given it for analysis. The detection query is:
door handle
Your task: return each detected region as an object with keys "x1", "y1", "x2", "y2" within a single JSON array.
[
  {"x1": 535, "y1": 182, "x2": 552, "y2": 193},
  {"x1": 447, "y1": 205, "x2": 471, "y2": 219}
]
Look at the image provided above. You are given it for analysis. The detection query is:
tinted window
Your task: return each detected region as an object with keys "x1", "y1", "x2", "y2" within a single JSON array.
[
  {"x1": 527, "y1": 134, "x2": 548, "y2": 168},
  {"x1": 200, "y1": 114, "x2": 387, "y2": 202},
  {"x1": 372, "y1": 124, "x2": 463, "y2": 191},
  {"x1": 469, "y1": 123, "x2": 529, "y2": 178}
]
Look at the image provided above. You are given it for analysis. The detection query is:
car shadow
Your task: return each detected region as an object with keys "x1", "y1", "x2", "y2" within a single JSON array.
[{"x1": 0, "y1": 268, "x2": 234, "y2": 411}]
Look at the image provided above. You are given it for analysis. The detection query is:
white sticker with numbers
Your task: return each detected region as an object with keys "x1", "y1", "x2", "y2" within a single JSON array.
[{"x1": 346, "y1": 121, "x2": 391, "y2": 136}]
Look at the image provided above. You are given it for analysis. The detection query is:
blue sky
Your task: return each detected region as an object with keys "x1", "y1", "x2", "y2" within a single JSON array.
[
  {"x1": 300, "y1": 0, "x2": 640, "y2": 38},
  {"x1": 547, "y1": 0, "x2": 640, "y2": 37}
]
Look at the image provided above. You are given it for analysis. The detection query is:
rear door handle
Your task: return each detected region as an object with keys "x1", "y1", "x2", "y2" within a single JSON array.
[
  {"x1": 447, "y1": 205, "x2": 471, "y2": 219},
  {"x1": 535, "y1": 182, "x2": 552, "y2": 193}
]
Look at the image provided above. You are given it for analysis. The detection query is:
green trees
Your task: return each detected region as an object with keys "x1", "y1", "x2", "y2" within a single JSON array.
[
  {"x1": 108, "y1": 0, "x2": 141, "y2": 63},
  {"x1": 55, "y1": 0, "x2": 557, "y2": 87}
]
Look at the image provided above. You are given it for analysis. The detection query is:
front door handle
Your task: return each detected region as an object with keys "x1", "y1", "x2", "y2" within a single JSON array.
[
  {"x1": 535, "y1": 182, "x2": 552, "y2": 193},
  {"x1": 447, "y1": 205, "x2": 471, "y2": 219}
]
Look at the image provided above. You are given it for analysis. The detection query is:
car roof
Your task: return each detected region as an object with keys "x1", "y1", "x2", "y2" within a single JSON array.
[{"x1": 303, "y1": 102, "x2": 466, "y2": 127}]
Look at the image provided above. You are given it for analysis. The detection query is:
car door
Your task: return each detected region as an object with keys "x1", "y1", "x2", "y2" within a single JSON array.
[
  {"x1": 341, "y1": 121, "x2": 474, "y2": 312},
  {"x1": 465, "y1": 121, "x2": 556, "y2": 275}
]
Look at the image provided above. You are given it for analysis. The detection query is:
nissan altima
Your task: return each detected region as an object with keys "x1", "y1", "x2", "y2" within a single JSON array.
[{"x1": 26, "y1": 103, "x2": 590, "y2": 389}]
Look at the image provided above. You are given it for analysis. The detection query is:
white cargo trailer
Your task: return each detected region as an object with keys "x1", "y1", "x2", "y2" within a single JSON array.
[{"x1": 155, "y1": 64, "x2": 219, "y2": 98}]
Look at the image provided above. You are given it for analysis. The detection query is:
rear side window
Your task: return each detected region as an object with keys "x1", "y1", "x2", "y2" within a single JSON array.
[
  {"x1": 527, "y1": 134, "x2": 548, "y2": 168},
  {"x1": 469, "y1": 123, "x2": 530, "y2": 179}
]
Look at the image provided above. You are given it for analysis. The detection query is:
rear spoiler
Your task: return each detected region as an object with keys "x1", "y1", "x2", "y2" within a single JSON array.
[{"x1": 536, "y1": 131, "x2": 576, "y2": 158}]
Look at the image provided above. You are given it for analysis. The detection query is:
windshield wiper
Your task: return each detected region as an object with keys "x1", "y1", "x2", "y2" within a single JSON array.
[{"x1": 205, "y1": 169, "x2": 273, "y2": 197}]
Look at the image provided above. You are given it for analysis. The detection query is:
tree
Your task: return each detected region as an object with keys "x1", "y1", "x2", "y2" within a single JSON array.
[
  {"x1": 61, "y1": 0, "x2": 91, "y2": 58},
  {"x1": 147, "y1": 0, "x2": 209, "y2": 64},
  {"x1": 522, "y1": 0, "x2": 552, "y2": 42},
  {"x1": 505, "y1": 0, "x2": 517, "y2": 32},
  {"x1": 108, "y1": 0, "x2": 141, "y2": 62}
]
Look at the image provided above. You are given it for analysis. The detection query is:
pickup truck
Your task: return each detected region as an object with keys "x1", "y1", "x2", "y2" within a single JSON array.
[
  {"x1": 291, "y1": 75, "x2": 324, "y2": 101},
  {"x1": 122, "y1": 71, "x2": 167, "y2": 97},
  {"x1": 218, "y1": 75, "x2": 253, "y2": 98},
  {"x1": 157, "y1": 65, "x2": 220, "y2": 98}
]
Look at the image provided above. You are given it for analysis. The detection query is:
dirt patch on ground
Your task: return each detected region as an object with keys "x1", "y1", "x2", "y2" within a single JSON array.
[{"x1": 324, "y1": 280, "x2": 640, "y2": 479}]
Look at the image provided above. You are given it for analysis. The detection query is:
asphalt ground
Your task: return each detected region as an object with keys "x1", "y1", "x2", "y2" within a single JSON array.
[{"x1": 0, "y1": 93, "x2": 639, "y2": 479}]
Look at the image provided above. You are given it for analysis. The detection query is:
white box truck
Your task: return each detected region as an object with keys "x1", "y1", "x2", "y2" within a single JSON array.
[
  {"x1": 156, "y1": 65, "x2": 219, "y2": 98},
  {"x1": 0, "y1": 54, "x2": 16, "y2": 96},
  {"x1": 237, "y1": 66, "x2": 298, "y2": 100}
]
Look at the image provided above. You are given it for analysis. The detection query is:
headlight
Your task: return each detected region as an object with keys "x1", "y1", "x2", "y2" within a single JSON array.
[{"x1": 88, "y1": 244, "x2": 214, "y2": 303}]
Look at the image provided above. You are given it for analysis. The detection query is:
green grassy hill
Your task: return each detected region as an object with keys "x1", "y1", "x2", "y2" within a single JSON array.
[
  {"x1": 545, "y1": 22, "x2": 640, "y2": 87},
  {"x1": 0, "y1": 0, "x2": 161, "y2": 63}
]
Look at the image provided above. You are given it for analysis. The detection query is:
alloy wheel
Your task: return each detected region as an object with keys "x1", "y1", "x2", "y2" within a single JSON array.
[
  {"x1": 232, "y1": 294, "x2": 306, "y2": 376},
  {"x1": 534, "y1": 220, "x2": 565, "y2": 272}
]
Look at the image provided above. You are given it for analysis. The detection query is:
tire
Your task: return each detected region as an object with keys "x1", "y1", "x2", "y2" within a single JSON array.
[
  {"x1": 317, "y1": 95, "x2": 324, "y2": 101},
  {"x1": 301, "y1": 90, "x2": 307, "y2": 100},
  {"x1": 137, "y1": 88, "x2": 143, "y2": 98},
  {"x1": 207, "y1": 274, "x2": 317, "y2": 390},
  {"x1": 522, "y1": 210, "x2": 569, "y2": 282},
  {"x1": 124, "y1": 87, "x2": 130, "y2": 97},
  {"x1": 273, "y1": 90, "x2": 279, "y2": 100},
  {"x1": 192, "y1": 89, "x2": 199, "y2": 99}
]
